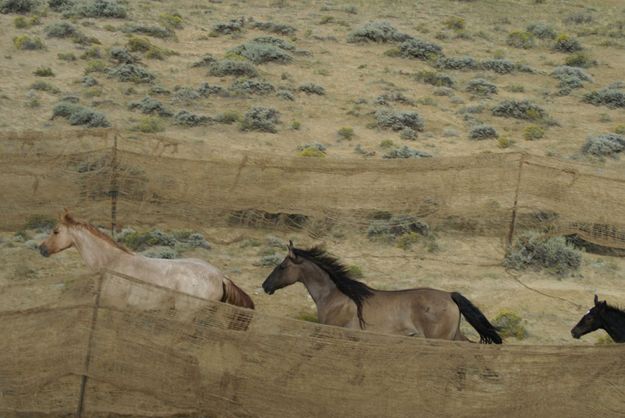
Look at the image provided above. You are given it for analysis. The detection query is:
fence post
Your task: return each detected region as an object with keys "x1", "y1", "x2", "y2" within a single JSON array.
[
  {"x1": 507, "y1": 154, "x2": 527, "y2": 247},
  {"x1": 76, "y1": 273, "x2": 104, "y2": 418},
  {"x1": 110, "y1": 132, "x2": 119, "y2": 238}
]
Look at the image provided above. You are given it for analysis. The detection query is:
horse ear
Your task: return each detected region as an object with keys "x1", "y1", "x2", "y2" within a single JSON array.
[
  {"x1": 287, "y1": 240, "x2": 295, "y2": 258},
  {"x1": 594, "y1": 294, "x2": 599, "y2": 306},
  {"x1": 61, "y1": 210, "x2": 76, "y2": 225}
]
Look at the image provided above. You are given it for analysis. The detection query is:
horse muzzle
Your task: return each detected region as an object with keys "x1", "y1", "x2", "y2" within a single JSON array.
[
  {"x1": 39, "y1": 244, "x2": 50, "y2": 257},
  {"x1": 570, "y1": 330, "x2": 581, "y2": 339},
  {"x1": 262, "y1": 282, "x2": 275, "y2": 295}
]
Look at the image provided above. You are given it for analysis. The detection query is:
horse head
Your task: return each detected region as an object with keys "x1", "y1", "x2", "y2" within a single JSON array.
[
  {"x1": 38, "y1": 210, "x2": 76, "y2": 257},
  {"x1": 571, "y1": 295, "x2": 606, "y2": 339},
  {"x1": 262, "y1": 240, "x2": 304, "y2": 295}
]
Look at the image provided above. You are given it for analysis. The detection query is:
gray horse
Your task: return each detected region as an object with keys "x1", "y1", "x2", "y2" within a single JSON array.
[{"x1": 262, "y1": 242, "x2": 501, "y2": 344}]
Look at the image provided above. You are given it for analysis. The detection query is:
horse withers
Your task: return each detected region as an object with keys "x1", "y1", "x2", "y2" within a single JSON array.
[
  {"x1": 262, "y1": 241, "x2": 501, "y2": 344},
  {"x1": 39, "y1": 210, "x2": 254, "y2": 311},
  {"x1": 571, "y1": 295, "x2": 625, "y2": 342}
]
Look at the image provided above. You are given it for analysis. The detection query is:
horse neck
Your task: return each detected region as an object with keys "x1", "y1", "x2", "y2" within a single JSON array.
[
  {"x1": 298, "y1": 260, "x2": 341, "y2": 307},
  {"x1": 70, "y1": 228, "x2": 129, "y2": 271},
  {"x1": 600, "y1": 309, "x2": 625, "y2": 342}
]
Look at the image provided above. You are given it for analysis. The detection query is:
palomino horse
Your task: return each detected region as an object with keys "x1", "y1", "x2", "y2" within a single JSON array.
[
  {"x1": 262, "y1": 242, "x2": 501, "y2": 344},
  {"x1": 571, "y1": 295, "x2": 625, "y2": 342},
  {"x1": 39, "y1": 211, "x2": 254, "y2": 311}
]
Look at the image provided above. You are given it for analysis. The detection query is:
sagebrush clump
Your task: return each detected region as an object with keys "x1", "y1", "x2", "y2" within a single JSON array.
[
  {"x1": 581, "y1": 133, "x2": 625, "y2": 157},
  {"x1": 241, "y1": 107, "x2": 280, "y2": 133},
  {"x1": 469, "y1": 124, "x2": 498, "y2": 140},
  {"x1": 211, "y1": 18, "x2": 244, "y2": 35},
  {"x1": 415, "y1": 70, "x2": 454, "y2": 87},
  {"x1": 52, "y1": 101, "x2": 110, "y2": 127},
  {"x1": 13, "y1": 35, "x2": 44, "y2": 50},
  {"x1": 526, "y1": 22, "x2": 556, "y2": 39},
  {"x1": 504, "y1": 231, "x2": 581, "y2": 276},
  {"x1": 507, "y1": 31, "x2": 535, "y2": 49},
  {"x1": 229, "y1": 41, "x2": 292, "y2": 64},
  {"x1": 108, "y1": 64, "x2": 155, "y2": 83},
  {"x1": 553, "y1": 34, "x2": 582, "y2": 53},
  {"x1": 347, "y1": 21, "x2": 411, "y2": 43},
  {"x1": 551, "y1": 66, "x2": 592, "y2": 92},
  {"x1": 230, "y1": 78, "x2": 275, "y2": 95},
  {"x1": 436, "y1": 56, "x2": 479, "y2": 71},
  {"x1": 298, "y1": 83, "x2": 325, "y2": 95},
  {"x1": 583, "y1": 88, "x2": 625, "y2": 109},
  {"x1": 492, "y1": 100, "x2": 546, "y2": 120},
  {"x1": 174, "y1": 110, "x2": 212, "y2": 126},
  {"x1": 1, "y1": 0, "x2": 38, "y2": 13},
  {"x1": 367, "y1": 214, "x2": 430, "y2": 243},
  {"x1": 399, "y1": 38, "x2": 443, "y2": 60},
  {"x1": 493, "y1": 310, "x2": 528, "y2": 340},
  {"x1": 523, "y1": 125, "x2": 545, "y2": 141},
  {"x1": 383, "y1": 146, "x2": 431, "y2": 159},
  {"x1": 208, "y1": 60, "x2": 258, "y2": 77},
  {"x1": 466, "y1": 78, "x2": 497, "y2": 96},
  {"x1": 376, "y1": 109, "x2": 424, "y2": 131},
  {"x1": 253, "y1": 21, "x2": 296, "y2": 36},
  {"x1": 44, "y1": 21, "x2": 77, "y2": 38},
  {"x1": 481, "y1": 59, "x2": 516, "y2": 74},
  {"x1": 129, "y1": 96, "x2": 172, "y2": 116}
]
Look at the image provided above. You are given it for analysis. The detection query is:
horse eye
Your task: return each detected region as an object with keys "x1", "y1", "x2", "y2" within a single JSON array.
[{"x1": 53, "y1": 230, "x2": 59, "y2": 235}]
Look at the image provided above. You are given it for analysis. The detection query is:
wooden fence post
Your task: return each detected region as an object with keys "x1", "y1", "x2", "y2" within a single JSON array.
[
  {"x1": 507, "y1": 154, "x2": 527, "y2": 247},
  {"x1": 110, "y1": 133, "x2": 119, "y2": 239},
  {"x1": 76, "y1": 274, "x2": 104, "y2": 418}
]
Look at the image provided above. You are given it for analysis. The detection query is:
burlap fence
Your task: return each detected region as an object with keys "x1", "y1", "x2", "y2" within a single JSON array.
[
  {"x1": 2, "y1": 129, "x2": 625, "y2": 417},
  {"x1": 1, "y1": 271, "x2": 624, "y2": 418},
  {"x1": 1, "y1": 129, "x2": 625, "y2": 248}
]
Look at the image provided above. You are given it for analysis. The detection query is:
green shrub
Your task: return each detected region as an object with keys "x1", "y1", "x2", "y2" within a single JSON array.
[
  {"x1": 129, "y1": 96, "x2": 172, "y2": 116},
  {"x1": 58, "y1": 52, "x2": 76, "y2": 61},
  {"x1": 122, "y1": 23, "x2": 173, "y2": 39},
  {"x1": 504, "y1": 231, "x2": 581, "y2": 276},
  {"x1": 526, "y1": 22, "x2": 556, "y2": 39},
  {"x1": 583, "y1": 88, "x2": 625, "y2": 108},
  {"x1": 581, "y1": 133, "x2": 625, "y2": 157},
  {"x1": 415, "y1": 70, "x2": 454, "y2": 87},
  {"x1": 159, "y1": 12, "x2": 183, "y2": 29},
  {"x1": 396, "y1": 232, "x2": 421, "y2": 250},
  {"x1": 444, "y1": 16, "x2": 465, "y2": 30},
  {"x1": 1, "y1": 0, "x2": 38, "y2": 14},
  {"x1": 132, "y1": 116, "x2": 165, "y2": 133},
  {"x1": 30, "y1": 80, "x2": 60, "y2": 93},
  {"x1": 469, "y1": 125, "x2": 498, "y2": 140},
  {"x1": 337, "y1": 127, "x2": 354, "y2": 140},
  {"x1": 214, "y1": 111, "x2": 240, "y2": 124},
  {"x1": 347, "y1": 264, "x2": 364, "y2": 278},
  {"x1": 492, "y1": 99, "x2": 546, "y2": 120},
  {"x1": 553, "y1": 34, "x2": 582, "y2": 53},
  {"x1": 45, "y1": 21, "x2": 77, "y2": 38},
  {"x1": 379, "y1": 139, "x2": 394, "y2": 148},
  {"x1": 614, "y1": 125, "x2": 625, "y2": 135},
  {"x1": 564, "y1": 52, "x2": 595, "y2": 68},
  {"x1": 253, "y1": 21, "x2": 296, "y2": 35},
  {"x1": 347, "y1": 20, "x2": 411, "y2": 43},
  {"x1": 466, "y1": 78, "x2": 497, "y2": 96},
  {"x1": 80, "y1": 47, "x2": 101, "y2": 60},
  {"x1": 208, "y1": 60, "x2": 258, "y2": 77},
  {"x1": 33, "y1": 66, "x2": 54, "y2": 77},
  {"x1": 523, "y1": 125, "x2": 545, "y2": 141},
  {"x1": 13, "y1": 35, "x2": 44, "y2": 50},
  {"x1": 298, "y1": 83, "x2": 325, "y2": 95},
  {"x1": 298, "y1": 148, "x2": 326, "y2": 158},
  {"x1": 493, "y1": 310, "x2": 528, "y2": 339},
  {"x1": 13, "y1": 15, "x2": 35, "y2": 27},
  {"x1": 383, "y1": 145, "x2": 431, "y2": 159},
  {"x1": 240, "y1": 108, "x2": 280, "y2": 133},
  {"x1": 109, "y1": 47, "x2": 136, "y2": 64},
  {"x1": 108, "y1": 64, "x2": 155, "y2": 83},
  {"x1": 376, "y1": 109, "x2": 424, "y2": 131},
  {"x1": 84, "y1": 59, "x2": 107, "y2": 74},
  {"x1": 507, "y1": 31, "x2": 535, "y2": 49},
  {"x1": 119, "y1": 229, "x2": 176, "y2": 251},
  {"x1": 399, "y1": 38, "x2": 443, "y2": 60}
]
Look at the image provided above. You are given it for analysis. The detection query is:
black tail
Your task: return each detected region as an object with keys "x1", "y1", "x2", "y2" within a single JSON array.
[{"x1": 451, "y1": 292, "x2": 502, "y2": 344}]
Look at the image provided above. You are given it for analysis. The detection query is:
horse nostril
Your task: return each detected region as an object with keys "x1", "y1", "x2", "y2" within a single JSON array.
[{"x1": 39, "y1": 245, "x2": 49, "y2": 257}]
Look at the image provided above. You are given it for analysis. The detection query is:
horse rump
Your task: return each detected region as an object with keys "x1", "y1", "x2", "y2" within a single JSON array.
[{"x1": 451, "y1": 292, "x2": 502, "y2": 344}]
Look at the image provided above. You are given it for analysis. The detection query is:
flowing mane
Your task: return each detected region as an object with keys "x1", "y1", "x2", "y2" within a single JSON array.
[
  {"x1": 61, "y1": 213, "x2": 133, "y2": 254},
  {"x1": 293, "y1": 246, "x2": 373, "y2": 328}
]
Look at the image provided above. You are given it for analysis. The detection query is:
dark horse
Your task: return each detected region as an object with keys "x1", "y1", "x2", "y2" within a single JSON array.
[
  {"x1": 262, "y1": 242, "x2": 502, "y2": 344},
  {"x1": 571, "y1": 295, "x2": 625, "y2": 342}
]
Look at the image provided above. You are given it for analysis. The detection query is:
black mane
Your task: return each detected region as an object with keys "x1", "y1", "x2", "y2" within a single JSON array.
[
  {"x1": 293, "y1": 246, "x2": 373, "y2": 329},
  {"x1": 598, "y1": 301, "x2": 625, "y2": 342}
]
